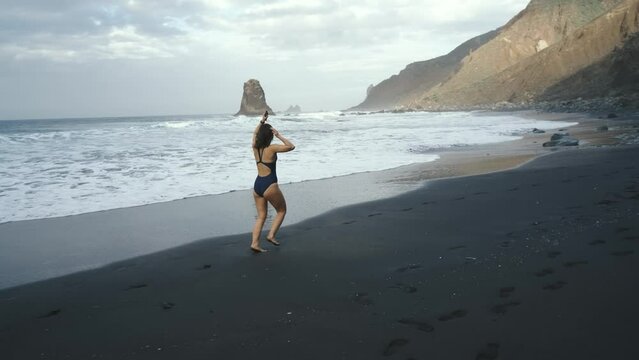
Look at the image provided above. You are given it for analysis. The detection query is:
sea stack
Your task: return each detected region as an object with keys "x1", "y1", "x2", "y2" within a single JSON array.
[
  {"x1": 284, "y1": 105, "x2": 302, "y2": 114},
  {"x1": 235, "y1": 79, "x2": 275, "y2": 116}
]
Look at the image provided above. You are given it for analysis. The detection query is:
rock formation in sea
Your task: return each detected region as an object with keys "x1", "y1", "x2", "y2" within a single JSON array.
[
  {"x1": 351, "y1": 0, "x2": 639, "y2": 111},
  {"x1": 284, "y1": 105, "x2": 302, "y2": 114},
  {"x1": 235, "y1": 79, "x2": 275, "y2": 116}
]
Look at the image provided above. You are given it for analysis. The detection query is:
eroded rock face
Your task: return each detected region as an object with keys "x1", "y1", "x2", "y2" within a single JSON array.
[{"x1": 235, "y1": 79, "x2": 274, "y2": 116}]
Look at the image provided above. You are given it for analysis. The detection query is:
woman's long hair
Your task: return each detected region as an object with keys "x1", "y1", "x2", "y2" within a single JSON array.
[{"x1": 254, "y1": 123, "x2": 274, "y2": 149}]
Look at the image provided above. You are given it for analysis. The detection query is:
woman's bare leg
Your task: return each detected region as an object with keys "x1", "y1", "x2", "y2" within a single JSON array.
[
  {"x1": 264, "y1": 184, "x2": 287, "y2": 244},
  {"x1": 251, "y1": 192, "x2": 268, "y2": 252}
]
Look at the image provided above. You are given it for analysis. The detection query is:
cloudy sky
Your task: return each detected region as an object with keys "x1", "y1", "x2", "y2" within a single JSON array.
[{"x1": 0, "y1": 0, "x2": 529, "y2": 120}]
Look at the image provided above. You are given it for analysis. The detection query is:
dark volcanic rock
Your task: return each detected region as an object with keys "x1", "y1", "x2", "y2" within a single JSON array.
[
  {"x1": 550, "y1": 133, "x2": 570, "y2": 141},
  {"x1": 543, "y1": 133, "x2": 579, "y2": 147},
  {"x1": 235, "y1": 79, "x2": 274, "y2": 116},
  {"x1": 532, "y1": 128, "x2": 546, "y2": 133}
]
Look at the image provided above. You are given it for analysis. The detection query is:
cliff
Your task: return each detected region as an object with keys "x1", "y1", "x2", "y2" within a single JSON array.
[
  {"x1": 350, "y1": 29, "x2": 500, "y2": 110},
  {"x1": 352, "y1": 0, "x2": 639, "y2": 111}
]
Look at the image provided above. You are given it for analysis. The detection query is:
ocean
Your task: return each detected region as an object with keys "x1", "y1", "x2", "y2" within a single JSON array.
[{"x1": 0, "y1": 111, "x2": 576, "y2": 224}]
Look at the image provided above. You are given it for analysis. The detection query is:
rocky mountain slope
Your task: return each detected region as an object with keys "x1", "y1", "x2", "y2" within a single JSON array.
[
  {"x1": 540, "y1": 32, "x2": 639, "y2": 101},
  {"x1": 352, "y1": 0, "x2": 638, "y2": 111},
  {"x1": 353, "y1": 29, "x2": 499, "y2": 110}
]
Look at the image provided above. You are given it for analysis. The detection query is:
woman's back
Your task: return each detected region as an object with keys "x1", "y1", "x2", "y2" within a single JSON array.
[{"x1": 254, "y1": 146, "x2": 277, "y2": 177}]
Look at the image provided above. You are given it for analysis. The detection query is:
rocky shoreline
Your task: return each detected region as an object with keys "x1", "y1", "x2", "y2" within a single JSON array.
[{"x1": 350, "y1": 95, "x2": 639, "y2": 116}]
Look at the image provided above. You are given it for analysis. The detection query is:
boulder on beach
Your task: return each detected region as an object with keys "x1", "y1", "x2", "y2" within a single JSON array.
[
  {"x1": 235, "y1": 79, "x2": 274, "y2": 116},
  {"x1": 543, "y1": 133, "x2": 579, "y2": 147},
  {"x1": 532, "y1": 128, "x2": 546, "y2": 134},
  {"x1": 550, "y1": 133, "x2": 569, "y2": 141}
]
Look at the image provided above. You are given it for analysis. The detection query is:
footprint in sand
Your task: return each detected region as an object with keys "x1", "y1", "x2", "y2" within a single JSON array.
[
  {"x1": 499, "y1": 241, "x2": 511, "y2": 248},
  {"x1": 161, "y1": 302, "x2": 176, "y2": 310},
  {"x1": 350, "y1": 292, "x2": 374, "y2": 306},
  {"x1": 368, "y1": 213, "x2": 383, "y2": 218},
  {"x1": 508, "y1": 187, "x2": 519, "y2": 191},
  {"x1": 563, "y1": 260, "x2": 588, "y2": 268},
  {"x1": 615, "y1": 227, "x2": 631, "y2": 233},
  {"x1": 491, "y1": 301, "x2": 521, "y2": 315},
  {"x1": 342, "y1": 220, "x2": 356, "y2": 225},
  {"x1": 499, "y1": 286, "x2": 515, "y2": 298},
  {"x1": 438, "y1": 309, "x2": 468, "y2": 322},
  {"x1": 382, "y1": 338, "x2": 409, "y2": 356},
  {"x1": 448, "y1": 245, "x2": 467, "y2": 251},
  {"x1": 611, "y1": 250, "x2": 634, "y2": 257},
  {"x1": 422, "y1": 201, "x2": 437, "y2": 205},
  {"x1": 125, "y1": 283, "x2": 148, "y2": 290},
  {"x1": 38, "y1": 309, "x2": 62, "y2": 318},
  {"x1": 565, "y1": 205, "x2": 583, "y2": 210},
  {"x1": 473, "y1": 191, "x2": 489, "y2": 196},
  {"x1": 197, "y1": 264, "x2": 212, "y2": 270},
  {"x1": 454, "y1": 197, "x2": 465, "y2": 201},
  {"x1": 390, "y1": 283, "x2": 418, "y2": 294},
  {"x1": 476, "y1": 343, "x2": 500, "y2": 360},
  {"x1": 597, "y1": 199, "x2": 618, "y2": 206},
  {"x1": 401, "y1": 207, "x2": 413, "y2": 212},
  {"x1": 588, "y1": 240, "x2": 606, "y2": 246},
  {"x1": 398, "y1": 318, "x2": 434, "y2": 332},
  {"x1": 547, "y1": 251, "x2": 562, "y2": 259},
  {"x1": 396, "y1": 264, "x2": 422, "y2": 273},
  {"x1": 534, "y1": 268, "x2": 554, "y2": 277},
  {"x1": 543, "y1": 281, "x2": 567, "y2": 291}
]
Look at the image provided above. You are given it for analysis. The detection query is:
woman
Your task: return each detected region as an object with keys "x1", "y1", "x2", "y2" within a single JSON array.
[{"x1": 251, "y1": 111, "x2": 295, "y2": 253}]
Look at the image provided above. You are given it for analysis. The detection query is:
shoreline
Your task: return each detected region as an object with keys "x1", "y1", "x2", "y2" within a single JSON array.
[
  {"x1": 0, "y1": 111, "x2": 635, "y2": 290},
  {"x1": 1, "y1": 109, "x2": 580, "y2": 226}
]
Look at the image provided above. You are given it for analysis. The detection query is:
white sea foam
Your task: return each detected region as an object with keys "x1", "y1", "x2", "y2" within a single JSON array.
[{"x1": 0, "y1": 112, "x2": 576, "y2": 223}]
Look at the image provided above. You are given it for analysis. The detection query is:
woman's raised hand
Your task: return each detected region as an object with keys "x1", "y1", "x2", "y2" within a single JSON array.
[{"x1": 271, "y1": 128, "x2": 279, "y2": 136}]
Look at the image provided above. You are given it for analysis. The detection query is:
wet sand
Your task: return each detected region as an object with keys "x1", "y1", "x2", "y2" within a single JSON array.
[{"x1": 1, "y1": 112, "x2": 639, "y2": 359}]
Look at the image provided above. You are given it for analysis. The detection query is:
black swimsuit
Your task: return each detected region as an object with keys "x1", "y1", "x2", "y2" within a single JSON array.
[{"x1": 253, "y1": 148, "x2": 277, "y2": 197}]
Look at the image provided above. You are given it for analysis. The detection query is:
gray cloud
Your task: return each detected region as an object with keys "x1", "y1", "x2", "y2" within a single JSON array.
[
  {"x1": 1, "y1": 0, "x2": 528, "y2": 60},
  {"x1": 0, "y1": 0, "x2": 209, "y2": 37},
  {"x1": 0, "y1": 0, "x2": 530, "y2": 119}
]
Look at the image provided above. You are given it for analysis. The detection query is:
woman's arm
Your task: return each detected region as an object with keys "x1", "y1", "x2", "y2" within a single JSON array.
[{"x1": 271, "y1": 128, "x2": 295, "y2": 152}]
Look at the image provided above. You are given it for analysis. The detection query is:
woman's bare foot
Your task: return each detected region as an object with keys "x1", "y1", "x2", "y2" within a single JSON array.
[
  {"x1": 250, "y1": 245, "x2": 267, "y2": 253},
  {"x1": 266, "y1": 236, "x2": 280, "y2": 246}
]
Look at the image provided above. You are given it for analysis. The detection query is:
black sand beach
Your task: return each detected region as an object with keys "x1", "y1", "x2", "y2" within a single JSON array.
[{"x1": 2, "y1": 134, "x2": 639, "y2": 358}]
